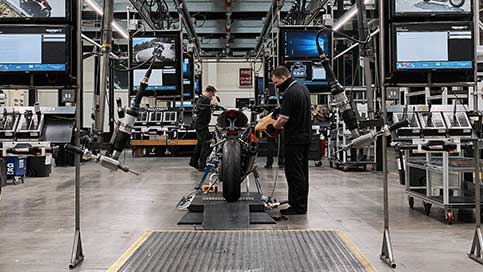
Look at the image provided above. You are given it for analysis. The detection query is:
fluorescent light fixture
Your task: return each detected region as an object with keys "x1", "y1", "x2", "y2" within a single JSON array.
[
  {"x1": 333, "y1": 0, "x2": 372, "y2": 31},
  {"x1": 84, "y1": 0, "x2": 129, "y2": 40}
]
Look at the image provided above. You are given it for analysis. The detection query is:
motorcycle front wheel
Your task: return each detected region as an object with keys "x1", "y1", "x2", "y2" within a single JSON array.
[
  {"x1": 449, "y1": 0, "x2": 465, "y2": 8},
  {"x1": 221, "y1": 140, "x2": 241, "y2": 202}
]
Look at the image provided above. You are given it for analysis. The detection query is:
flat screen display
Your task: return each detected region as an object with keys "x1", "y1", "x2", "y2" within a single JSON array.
[
  {"x1": 394, "y1": 22, "x2": 473, "y2": 70},
  {"x1": 132, "y1": 36, "x2": 177, "y2": 64},
  {"x1": 312, "y1": 65, "x2": 327, "y2": 80},
  {"x1": 133, "y1": 68, "x2": 179, "y2": 96},
  {"x1": 194, "y1": 78, "x2": 201, "y2": 95},
  {"x1": 394, "y1": 0, "x2": 470, "y2": 16},
  {"x1": 255, "y1": 77, "x2": 264, "y2": 95},
  {"x1": 0, "y1": 0, "x2": 67, "y2": 18},
  {"x1": 0, "y1": 25, "x2": 67, "y2": 72},
  {"x1": 281, "y1": 29, "x2": 330, "y2": 60},
  {"x1": 182, "y1": 56, "x2": 194, "y2": 100}
]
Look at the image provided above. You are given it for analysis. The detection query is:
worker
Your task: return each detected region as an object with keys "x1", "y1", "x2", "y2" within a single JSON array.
[
  {"x1": 189, "y1": 85, "x2": 218, "y2": 171},
  {"x1": 267, "y1": 66, "x2": 312, "y2": 215}
]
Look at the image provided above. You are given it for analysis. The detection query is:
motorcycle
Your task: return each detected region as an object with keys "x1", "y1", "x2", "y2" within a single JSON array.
[
  {"x1": 213, "y1": 108, "x2": 259, "y2": 202},
  {"x1": 423, "y1": 0, "x2": 465, "y2": 8},
  {"x1": 20, "y1": 0, "x2": 52, "y2": 17}
]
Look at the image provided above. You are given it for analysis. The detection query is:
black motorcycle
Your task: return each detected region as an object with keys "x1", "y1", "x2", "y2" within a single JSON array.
[
  {"x1": 20, "y1": 0, "x2": 52, "y2": 17},
  {"x1": 423, "y1": 0, "x2": 465, "y2": 8},
  {"x1": 213, "y1": 108, "x2": 258, "y2": 202}
]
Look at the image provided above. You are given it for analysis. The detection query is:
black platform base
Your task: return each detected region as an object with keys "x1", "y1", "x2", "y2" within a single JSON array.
[{"x1": 178, "y1": 192, "x2": 275, "y2": 229}]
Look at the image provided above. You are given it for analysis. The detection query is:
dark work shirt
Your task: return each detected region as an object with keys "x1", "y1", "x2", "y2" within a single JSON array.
[
  {"x1": 280, "y1": 81, "x2": 312, "y2": 144},
  {"x1": 194, "y1": 95, "x2": 212, "y2": 130}
]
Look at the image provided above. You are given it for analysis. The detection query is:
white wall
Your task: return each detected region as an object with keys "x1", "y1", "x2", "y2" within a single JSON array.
[{"x1": 202, "y1": 59, "x2": 263, "y2": 108}]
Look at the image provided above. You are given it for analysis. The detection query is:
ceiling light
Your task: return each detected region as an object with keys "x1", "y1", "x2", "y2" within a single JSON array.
[{"x1": 84, "y1": 0, "x2": 129, "y2": 40}]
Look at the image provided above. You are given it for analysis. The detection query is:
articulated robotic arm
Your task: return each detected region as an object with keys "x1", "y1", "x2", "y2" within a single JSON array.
[
  {"x1": 66, "y1": 48, "x2": 161, "y2": 175},
  {"x1": 316, "y1": 31, "x2": 360, "y2": 139},
  {"x1": 315, "y1": 30, "x2": 409, "y2": 151}
]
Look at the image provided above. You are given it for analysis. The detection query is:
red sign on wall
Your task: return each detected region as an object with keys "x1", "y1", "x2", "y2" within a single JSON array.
[{"x1": 239, "y1": 68, "x2": 253, "y2": 88}]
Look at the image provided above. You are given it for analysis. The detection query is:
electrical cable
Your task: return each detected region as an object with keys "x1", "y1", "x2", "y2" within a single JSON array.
[
  {"x1": 316, "y1": 26, "x2": 370, "y2": 46},
  {"x1": 109, "y1": 55, "x2": 155, "y2": 72}
]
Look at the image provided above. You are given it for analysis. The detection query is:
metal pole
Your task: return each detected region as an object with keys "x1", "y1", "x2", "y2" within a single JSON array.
[
  {"x1": 468, "y1": 0, "x2": 483, "y2": 264},
  {"x1": 378, "y1": 0, "x2": 396, "y2": 268},
  {"x1": 69, "y1": 0, "x2": 84, "y2": 268},
  {"x1": 94, "y1": 0, "x2": 115, "y2": 142},
  {"x1": 355, "y1": 0, "x2": 374, "y2": 119}
]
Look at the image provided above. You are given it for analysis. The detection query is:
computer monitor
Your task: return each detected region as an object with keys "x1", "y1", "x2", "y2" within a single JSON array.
[
  {"x1": 0, "y1": 24, "x2": 68, "y2": 72},
  {"x1": 182, "y1": 54, "x2": 194, "y2": 100},
  {"x1": 132, "y1": 68, "x2": 180, "y2": 96},
  {"x1": 392, "y1": 0, "x2": 471, "y2": 17},
  {"x1": 280, "y1": 28, "x2": 331, "y2": 61},
  {"x1": 255, "y1": 77, "x2": 264, "y2": 95},
  {"x1": 0, "y1": 0, "x2": 68, "y2": 19},
  {"x1": 393, "y1": 22, "x2": 473, "y2": 71},
  {"x1": 175, "y1": 101, "x2": 193, "y2": 108},
  {"x1": 131, "y1": 36, "x2": 178, "y2": 65}
]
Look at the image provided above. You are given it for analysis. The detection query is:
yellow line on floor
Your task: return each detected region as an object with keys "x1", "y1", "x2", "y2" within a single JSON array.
[
  {"x1": 336, "y1": 230, "x2": 378, "y2": 272},
  {"x1": 107, "y1": 231, "x2": 153, "y2": 272}
]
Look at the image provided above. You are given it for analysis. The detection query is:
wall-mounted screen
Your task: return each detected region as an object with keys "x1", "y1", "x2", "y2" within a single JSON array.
[
  {"x1": 393, "y1": 0, "x2": 471, "y2": 17},
  {"x1": 0, "y1": 24, "x2": 68, "y2": 72},
  {"x1": 132, "y1": 36, "x2": 177, "y2": 64},
  {"x1": 129, "y1": 31, "x2": 182, "y2": 97},
  {"x1": 182, "y1": 54, "x2": 194, "y2": 100},
  {"x1": 280, "y1": 28, "x2": 331, "y2": 61},
  {"x1": 0, "y1": 0, "x2": 67, "y2": 19},
  {"x1": 132, "y1": 68, "x2": 179, "y2": 96},
  {"x1": 393, "y1": 22, "x2": 473, "y2": 71}
]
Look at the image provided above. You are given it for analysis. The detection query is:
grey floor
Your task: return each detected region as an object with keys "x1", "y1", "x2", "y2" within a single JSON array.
[{"x1": 0, "y1": 153, "x2": 482, "y2": 272}]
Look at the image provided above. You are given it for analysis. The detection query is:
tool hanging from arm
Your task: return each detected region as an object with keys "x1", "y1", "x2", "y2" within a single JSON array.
[{"x1": 337, "y1": 119, "x2": 410, "y2": 152}]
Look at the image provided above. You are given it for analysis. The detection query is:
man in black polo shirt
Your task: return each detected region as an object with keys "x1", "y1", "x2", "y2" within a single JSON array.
[
  {"x1": 189, "y1": 85, "x2": 218, "y2": 171},
  {"x1": 269, "y1": 66, "x2": 312, "y2": 215}
]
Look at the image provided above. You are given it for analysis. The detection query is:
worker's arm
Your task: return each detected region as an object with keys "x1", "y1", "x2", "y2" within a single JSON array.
[{"x1": 273, "y1": 116, "x2": 288, "y2": 130}]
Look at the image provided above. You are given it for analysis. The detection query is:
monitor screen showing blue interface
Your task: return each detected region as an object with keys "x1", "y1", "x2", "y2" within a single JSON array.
[
  {"x1": 133, "y1": 68, "x2": 178, "y2": 94},
  {"x1": 283, "y1": 30, "x2": 330, "y2": 60},
  {"x1": 395, "y1": 23, "x2": 473, "y2": 70},
  {"x1": 394, "y1": 0, "x2": 471, "y2": 15},
  {"x1": 0, "y1": 25, "x2": 67, "y2": 72},
  {"x1": 1, "y1": 0, "x2": 67, "y2": 18}
]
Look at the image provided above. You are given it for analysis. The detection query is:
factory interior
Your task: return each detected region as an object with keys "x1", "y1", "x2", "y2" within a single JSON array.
[{"x1": 1, "y1": 0, "x2": 483, "y2": 271}]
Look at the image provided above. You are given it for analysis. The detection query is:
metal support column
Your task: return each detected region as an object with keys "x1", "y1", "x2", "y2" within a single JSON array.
[
  {"x1": 378, "y1": 0, "x2": 396, "y2": 268},
  {"x1": 94, "y1": 0, "x2": 114, "y2": 142},
  {"x1": 69, "y1": 0, "x2": 84, "y2": 268},
  {"x1": 355, "y1": 0, "x2": 374, "y2": 119},
  {"x1": 468, "y1": 0, "x2": 483, "y2": 264}
]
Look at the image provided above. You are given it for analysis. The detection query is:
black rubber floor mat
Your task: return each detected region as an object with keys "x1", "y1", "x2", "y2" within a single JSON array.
[{"x1": 109, "y1": 230, "x2": 376, "y2": 272}]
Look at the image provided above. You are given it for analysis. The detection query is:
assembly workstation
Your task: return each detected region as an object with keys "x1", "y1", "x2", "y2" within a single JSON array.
[{"x1": 0, "y1": 0, "x2": 483, "y2": 271}]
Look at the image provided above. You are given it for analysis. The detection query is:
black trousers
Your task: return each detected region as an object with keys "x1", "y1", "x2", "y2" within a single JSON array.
[
  {"x1": 284, "y1": 143, "x2": 310, "y2": 212},
  {"x1": 190, "y1": 128, "x2": 212, "y2": 168}
]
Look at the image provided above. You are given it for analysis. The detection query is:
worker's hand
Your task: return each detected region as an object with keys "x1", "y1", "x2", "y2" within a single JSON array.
[
  {"x1": 266, "y1": 124, "x2": 276, "y2": 134},
  {"x1": 271, "y1": 107, "x2": 281, "y2": 120},
  {"x1": 210, "y1": 95, "x2": 218, "y2": 106}
]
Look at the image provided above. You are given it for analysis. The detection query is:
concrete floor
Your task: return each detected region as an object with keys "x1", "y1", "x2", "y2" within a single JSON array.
[{"x1": 0, "y1": 154, "x2": 482, "y2": 272}]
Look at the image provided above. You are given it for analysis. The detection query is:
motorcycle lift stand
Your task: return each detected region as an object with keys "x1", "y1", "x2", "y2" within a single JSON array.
[{"x1": 178, "y1": 192, "x2": 275, "y2": 229}]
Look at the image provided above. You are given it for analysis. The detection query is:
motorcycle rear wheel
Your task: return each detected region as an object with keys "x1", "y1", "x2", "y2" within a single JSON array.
[
  {"x1": 449, "y1": 0, "x2": 465, "y2": 8},
  {"x1": 222, "y1": 140, "x2": 241, "y2": 202}
]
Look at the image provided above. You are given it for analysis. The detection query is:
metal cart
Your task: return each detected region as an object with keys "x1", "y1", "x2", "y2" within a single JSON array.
[{"x1": 404, "y1": 147, "x2": 483, "y2": 224}]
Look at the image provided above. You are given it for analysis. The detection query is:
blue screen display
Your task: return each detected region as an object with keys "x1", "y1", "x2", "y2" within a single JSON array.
[
  {"x1": 256, "y1": 78, "x2": 264, "y2": 94},
  {"x1": 0, "y1": 64, "x2": 66, "y2": 71},
  {"x1": 194, "y1": 79, "x2": 201, "y2": 94},
  {"x1": 396, "y1": 61, "x2": 472, "y2": 70},
  {"x1": 183, "y1": 58, "x2": 191, "y2": 76},
  {"x1": 284, "y1": 31, "x2": 330, "y2": 59}
]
